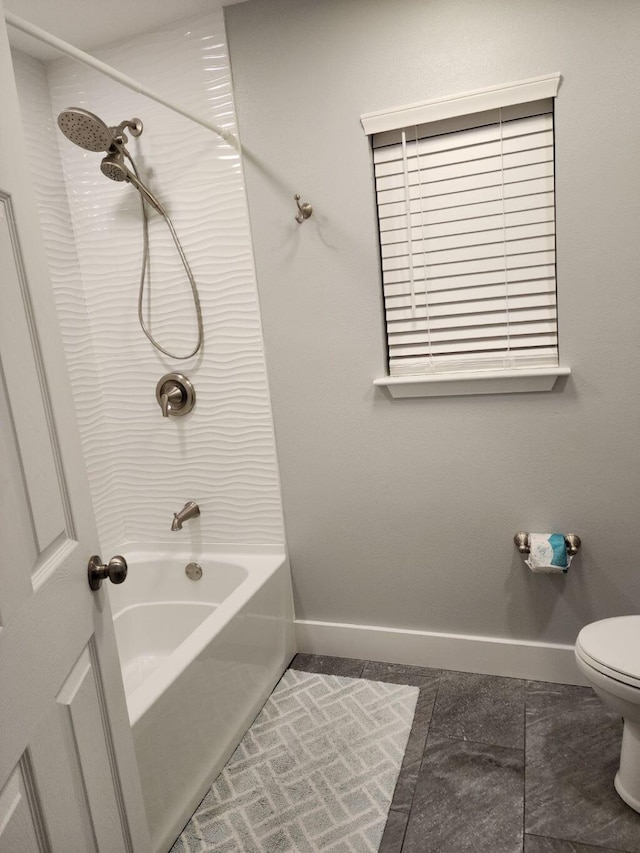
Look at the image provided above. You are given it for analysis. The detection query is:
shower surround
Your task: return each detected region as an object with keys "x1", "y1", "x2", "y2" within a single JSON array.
[{"x1": 13, "y1": 10, "x2": 285, "y2": 556}]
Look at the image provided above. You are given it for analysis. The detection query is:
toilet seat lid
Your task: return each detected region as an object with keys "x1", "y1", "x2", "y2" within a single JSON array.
[{"x1": 576, "y1": 615, "x2": 640, "y2": 684}]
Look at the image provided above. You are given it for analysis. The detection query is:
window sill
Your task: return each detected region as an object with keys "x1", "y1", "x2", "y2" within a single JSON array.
[{"x1": 373, "y1": 367, "x2": 571, "y2": 398}]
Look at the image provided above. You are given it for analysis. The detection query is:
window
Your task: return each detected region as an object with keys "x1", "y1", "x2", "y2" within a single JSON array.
[{"x1": 362, "y1": 74, "x2": 569, "y2": 397}]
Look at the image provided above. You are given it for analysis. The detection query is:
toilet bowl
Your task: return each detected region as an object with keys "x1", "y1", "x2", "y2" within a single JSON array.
[{"x1": 575, "y1": 615, "x2": 640, "y2": 813}]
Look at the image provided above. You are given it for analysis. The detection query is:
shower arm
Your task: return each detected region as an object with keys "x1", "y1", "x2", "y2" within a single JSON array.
[
  {"x1": 4, "y1": 11, "x2": 238, "y2": 149},
  {"x1": 114, "y1": 118, "x2": 143, "y2": 139}
]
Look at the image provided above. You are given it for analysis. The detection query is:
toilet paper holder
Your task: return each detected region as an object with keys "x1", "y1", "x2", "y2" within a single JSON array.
[{"x1": 514, "y1": 532, "x2": 581, "y2": 556}]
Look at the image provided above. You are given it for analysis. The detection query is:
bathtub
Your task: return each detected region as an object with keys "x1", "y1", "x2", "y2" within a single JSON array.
[{"x1": 108, "y1": 548, "x2": 295, "y2": 853}]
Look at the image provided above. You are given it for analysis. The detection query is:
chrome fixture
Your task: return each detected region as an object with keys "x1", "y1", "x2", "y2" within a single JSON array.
[
  {"x1": 57, "y1": 107, "x2": 204, "y2": 359},
  {"x1": 57, "y1": 107, "x2": 142, "y2": 153},
  {"x1": 171, "y1": 501, "x2": 200, "y2": 531},
  {"x1": 87, "y1": 554, "x2": 127, "y2": 591},
  {"x1": 58, "y1": 109, "x2": 164, "y2": 213},
  {"x1": 514, "y1": 532, "x2": 581, "y2": 556},
  {"x1": 294, "y1": 193, "x2": 312, "y2": 224},
  {"x1": 100, "y1": 149, "x2": 166, "y2": 214},
  {"x1": 185, "y1": 562, "x2": 203, "y2": 581},
  {"x1": 156, "y1": 373, "x2": 196, "y2": 418}
]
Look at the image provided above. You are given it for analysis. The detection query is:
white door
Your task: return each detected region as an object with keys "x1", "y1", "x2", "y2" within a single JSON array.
[{"x1": 0, "y1": 7, "x2": 152, "y2": 852}]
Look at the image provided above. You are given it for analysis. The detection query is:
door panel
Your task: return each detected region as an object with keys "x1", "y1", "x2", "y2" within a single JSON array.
[
  {"x1": 29, "y1": 703, "x2": 98, "y2": 852},
  {"x1": 0, "y1": 195, "x2": 68, "y2": 554},
  {"x1": 57, "y1": 645, "x2": 130, "y2": 852},
  {"x1": 0, "y1": 760, "x2": 48, "y2": 853},
  {"x1": 0, "y1": 4, "x2": 151, "y2": 850},
  {"x1": 0, "y1": 359, "x2": 35, "y2": 624}
]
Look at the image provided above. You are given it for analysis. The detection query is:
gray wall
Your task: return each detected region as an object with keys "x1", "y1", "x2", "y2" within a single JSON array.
[{"x1": 225, "y1": 0, "x2": 640, "y2": 646}]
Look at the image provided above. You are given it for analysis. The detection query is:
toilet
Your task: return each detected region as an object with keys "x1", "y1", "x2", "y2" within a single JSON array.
[{"x1": 575, "y1": 615, "x2": 640, "y2": 813}]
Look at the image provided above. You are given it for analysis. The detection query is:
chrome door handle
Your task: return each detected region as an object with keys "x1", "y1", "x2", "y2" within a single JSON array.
[{"x1": 88, "y1": 554, "x2": 128, "y2": 591}]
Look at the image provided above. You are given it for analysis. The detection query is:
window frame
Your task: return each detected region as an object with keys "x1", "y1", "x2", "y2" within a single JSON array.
[{"x1": 362, "y1": 73, "x2": 570, "y2": 398}]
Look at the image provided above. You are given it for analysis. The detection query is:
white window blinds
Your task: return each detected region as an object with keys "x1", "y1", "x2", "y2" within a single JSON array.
[{"x1": 365, "y1": 81, "x2": 560, "y2": 377}]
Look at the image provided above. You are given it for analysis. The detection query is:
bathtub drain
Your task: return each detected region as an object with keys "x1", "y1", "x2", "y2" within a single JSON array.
[{"x1": 185, "y1": 562, "x2": 203, "y2": 581}]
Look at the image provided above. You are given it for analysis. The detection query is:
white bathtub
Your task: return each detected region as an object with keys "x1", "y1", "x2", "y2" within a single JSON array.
[{"x1": 108, "y1": 548, "x2": 295, "y2": 853}]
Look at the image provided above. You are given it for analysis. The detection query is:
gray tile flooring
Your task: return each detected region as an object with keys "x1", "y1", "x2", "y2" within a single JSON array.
[{"x1": 290, "y1": 654, "x2": 640, "y2": 853}]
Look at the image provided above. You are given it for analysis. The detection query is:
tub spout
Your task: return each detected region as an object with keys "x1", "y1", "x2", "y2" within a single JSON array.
[{"x1": 171, "y1": 501, "x2": 200, "y2": 531}]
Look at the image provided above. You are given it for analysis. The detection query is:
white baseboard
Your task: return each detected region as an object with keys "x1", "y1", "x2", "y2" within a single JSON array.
[{"x1": 294, "y1": 619, "x2": 587, "y2": 686}]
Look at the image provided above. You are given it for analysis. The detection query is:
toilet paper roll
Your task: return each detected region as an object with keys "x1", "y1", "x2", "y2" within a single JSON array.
[{"x1": 525, "y1": 533, "x2": 572, "y2": 574}]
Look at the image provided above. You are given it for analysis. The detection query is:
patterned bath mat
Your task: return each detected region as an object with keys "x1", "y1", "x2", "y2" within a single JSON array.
[{"x1": 171, "y1": 668, "x2": 419, "y2": 852}]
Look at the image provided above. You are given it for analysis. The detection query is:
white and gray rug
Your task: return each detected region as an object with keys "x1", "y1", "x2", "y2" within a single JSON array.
[{"x1": 171, "y1": 668, "x2": 419, "y2": 852}]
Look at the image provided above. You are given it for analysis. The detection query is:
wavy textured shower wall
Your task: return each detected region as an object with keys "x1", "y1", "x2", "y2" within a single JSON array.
[
  {"x1": 15, "y1": 12, "x2": 285, "y2": 552},
  {"x1": 12, "y1": 49, "x2": 128, "y2": 550}
]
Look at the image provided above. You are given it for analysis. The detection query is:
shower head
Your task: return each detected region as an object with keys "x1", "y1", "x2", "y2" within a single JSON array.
[
  {"x1": 100, "y1": 150, "x2": 128, "y2": 182},
  {"x1": 101, "y1": 150, "x2": 165, "y2": 215},
  {"x1": 57, "y1": 107, "x2": 115, "y2": 152},
  {"x1": 57, "y1": 108, "x2": 144, "y2": 152}
]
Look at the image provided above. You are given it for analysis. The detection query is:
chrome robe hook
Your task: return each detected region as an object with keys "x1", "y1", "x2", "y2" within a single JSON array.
[{"x1": 294, "y1": 194, "x2": 312, "y2": 223}]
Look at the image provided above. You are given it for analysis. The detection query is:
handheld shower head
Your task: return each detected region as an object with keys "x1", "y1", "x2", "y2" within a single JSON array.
[
  {"x1": 57, "y1": 107, "x2": 116, "y2": 152},
  {"x1": 100, "y1": 150, "x2": 129, "y2": 182},
  {"x1": 100, "y1": 150, "x2": 165, "y2": 215},
  {"x1": 57, "y1": 105, "x2": 201, "y2": 359}
]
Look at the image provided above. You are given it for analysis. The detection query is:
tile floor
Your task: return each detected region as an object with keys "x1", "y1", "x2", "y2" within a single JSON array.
[{"x1": 290, "y1": 654, "x2": 640, "y2": 853}]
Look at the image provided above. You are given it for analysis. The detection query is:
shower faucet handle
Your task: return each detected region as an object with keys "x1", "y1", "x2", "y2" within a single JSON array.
[
  {"x1": 159, "y1": 383, "x2": 183, "y2": 417},
  {"x1": 156, "y1": 373, "x2": 196, "y2": 418}
]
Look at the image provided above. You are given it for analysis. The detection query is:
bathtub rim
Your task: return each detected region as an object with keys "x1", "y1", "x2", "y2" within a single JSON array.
[
  {"x1": 121, "y1": 541, "x2": 286, "y2": 556},
  {"x1": 110, "y1": 547, "x2": 288, "y2": 726}
]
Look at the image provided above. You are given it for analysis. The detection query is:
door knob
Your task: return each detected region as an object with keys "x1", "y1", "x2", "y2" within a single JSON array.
[{"x1": 88, "y1": 554, "x2": 128, "y2": 591}]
